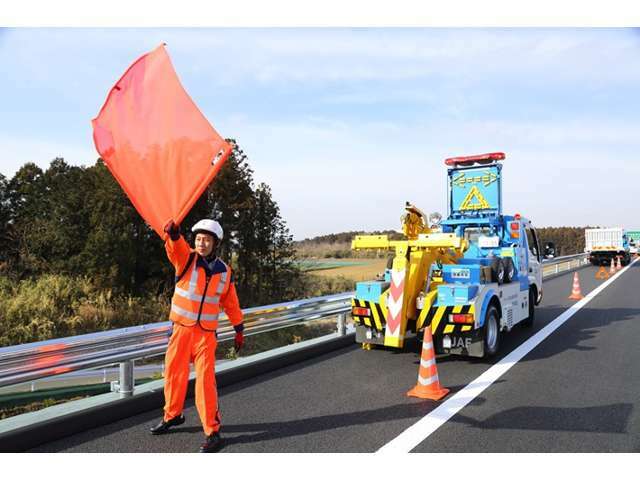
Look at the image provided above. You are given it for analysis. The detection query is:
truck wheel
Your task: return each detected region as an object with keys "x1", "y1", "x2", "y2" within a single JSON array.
[
  {"x1": 503, "y1": 257, "x2": 515, "y2": 283},
  {"x1": 483, "y1": 305, "x2": 501, "y2": 357},
  {"x1": 522, "y1": 288, "x2": 535, "y2": 328},
  {"x1": 491, "y1": 258, "x2": 505, "y2": 285}
]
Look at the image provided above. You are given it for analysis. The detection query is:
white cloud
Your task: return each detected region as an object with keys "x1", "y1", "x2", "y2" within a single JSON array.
[
  {"x1": 3, "y1": 114, "x2": 639, "y2": 238},
  {"x1": 3, "y1": 28, "x2": 640, "y2": 238},
  {"x1": 220, "y1": 115, "x2": 640, "y2": 238},
  {"x1": 4, "y1": 28, "x2": 640, "y2": 90},
  {"x1": 0, "y1": 134, "x2": 97, "y2": 177}
]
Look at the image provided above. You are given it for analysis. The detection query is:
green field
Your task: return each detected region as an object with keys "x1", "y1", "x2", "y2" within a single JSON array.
[
  {"x1": 299, "y1": 258, "x2": 388, "y2": 281},
  {"x1": 297, "y1": 259, "x2": 372, "y2": 272}
]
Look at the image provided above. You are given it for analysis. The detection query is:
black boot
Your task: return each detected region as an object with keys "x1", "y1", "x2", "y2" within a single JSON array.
[
  {"x1": 199, "y1": 432, "x2": 224, "y2": 453},
  {"x1": 150, "y1": 414, "x2": 185, "y2": 435}
]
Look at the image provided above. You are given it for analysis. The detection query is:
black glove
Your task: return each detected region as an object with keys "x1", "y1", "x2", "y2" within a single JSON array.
[{"x1": 164, "y1": 221, "x2": 180, "y2": 241}]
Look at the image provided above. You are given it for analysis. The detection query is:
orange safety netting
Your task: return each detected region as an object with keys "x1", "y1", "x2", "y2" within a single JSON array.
[{"x1": 91, "y1": 44, "x2": 231, "y2": 237}]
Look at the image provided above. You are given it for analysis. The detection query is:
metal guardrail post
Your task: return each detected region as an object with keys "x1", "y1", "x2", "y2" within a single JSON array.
[
  {"x1": 118, "y1": 361, "x2": 134, "y2": 398},
  {"x1": 337, "y1": 313, "x2": 347, "y2": 336}
]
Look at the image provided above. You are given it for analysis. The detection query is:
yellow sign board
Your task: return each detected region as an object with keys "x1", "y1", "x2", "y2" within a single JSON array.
[
  {"x1": 452, "y1": 171, "x2": 497, "y2": 188},
  {"x1": 460, "y1": 186, "x2": 490, "y2": 210}
]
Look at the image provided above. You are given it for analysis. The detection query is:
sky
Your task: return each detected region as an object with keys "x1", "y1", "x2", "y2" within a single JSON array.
[{"x1": 1, "y1": 27, "x2": 640, "y2": 239}]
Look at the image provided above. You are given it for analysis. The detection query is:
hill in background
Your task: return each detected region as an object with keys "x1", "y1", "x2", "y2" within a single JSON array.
[
  {"x1": 294, "y1": 226, "x2": 592, "y2": 259},
  {"x1": 295, "y1": 230, "x2": 403, "y2": 258}
]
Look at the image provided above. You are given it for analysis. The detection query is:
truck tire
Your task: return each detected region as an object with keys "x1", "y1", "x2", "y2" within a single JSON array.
[
  {"x1": 483, "y1": 305, "x2": 501, "y2": 357},
  {"x1": 491, "y1": 258, "x2": 505, "y2": 285},
  {"x1": 503, "y1": 257, "x2": 515, "y2": 283},
  {"x1": 522, "y1": 288, "x2": 535, "y2": 328}
]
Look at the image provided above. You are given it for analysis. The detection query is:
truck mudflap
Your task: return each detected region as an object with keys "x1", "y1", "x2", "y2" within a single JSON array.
[
  {"x1": 438, "y1": 327, "x2": 484, "y2": 357},
  {"x1": 355, "y1": 324, "x2": 387, "y2": 345}
]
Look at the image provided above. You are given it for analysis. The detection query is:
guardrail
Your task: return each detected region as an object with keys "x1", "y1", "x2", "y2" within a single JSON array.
[
  {"x1": 0, "y1": 292, "x2": 353, "y2": 394},
  {"x1": 541, "y1": 253, "x2": 590, "y2": 277},
  {"x1": 0, "y1": 254, "x2": 589, "y2": 397}
]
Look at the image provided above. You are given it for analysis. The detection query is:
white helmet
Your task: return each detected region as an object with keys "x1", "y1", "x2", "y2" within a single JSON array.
[{"x1": 192, "y1": 219, "x2": 224, "y2": 241}]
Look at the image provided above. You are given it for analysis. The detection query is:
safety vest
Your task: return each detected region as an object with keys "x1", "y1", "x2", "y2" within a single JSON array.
[{"x1": 169, "y1": 256, "x2": 232, "y2": 331}]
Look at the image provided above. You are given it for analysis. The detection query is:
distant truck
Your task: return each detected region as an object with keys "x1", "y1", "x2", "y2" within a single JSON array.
[{"x1": 585, "y1": 228, "x2": 631, "y2": 266}]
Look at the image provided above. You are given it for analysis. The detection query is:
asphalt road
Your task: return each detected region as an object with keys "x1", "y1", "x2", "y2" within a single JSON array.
[{"x1": 31, "y1": 263, "x2": 640, "y2": 452}]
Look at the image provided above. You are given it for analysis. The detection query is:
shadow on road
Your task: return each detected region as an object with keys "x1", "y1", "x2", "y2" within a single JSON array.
[
  {"x1": 497, "y1": 306, "x2": 640, "y2": 363},
  {"x1": 32, "y1": 393, "x2": 468, "y2": 452},
  {"x1": 216, "y1": 397, "x2": 467, "y2": 448},
  {"x1": 211, "y1": 389, "x2": 635, "y2": 450},
  {"x1": 449, "y1": 403, "x2": 634, "y2": 435}
]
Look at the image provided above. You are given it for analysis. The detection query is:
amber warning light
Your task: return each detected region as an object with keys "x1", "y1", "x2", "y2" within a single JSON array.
[{"x1": 445, "y1": 152, "x2": 506, "y2": 167}]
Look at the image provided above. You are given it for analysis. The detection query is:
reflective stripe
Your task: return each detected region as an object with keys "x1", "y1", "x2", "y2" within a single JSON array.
[
  {"x1": 215, "y1": 271, "x2": 228, "y2": 295},
  {"x1": 422, "y1": 341, "x2": 433, "y2": 351},
  {"x1": 188, "y1": 265, "x2": 198, "y2": 292},
  {"x1": 418, "y1": 373, "x2": 439, "y2": 386},
  {"x1": 171, "y1": 304, "x2": 220, "y2": 322},
  {"x1": 175, "y1": 259, "x2": 228, "y2": 304},
  {"x1": 171, "y1": 258, "x2": 231, "y2": 324},
  {"x1": 174, "y1": 286, "x2": 220, "y2": 304},
  {"x1": 420, "y1": 358, "x2": 435, "y2": 369}
]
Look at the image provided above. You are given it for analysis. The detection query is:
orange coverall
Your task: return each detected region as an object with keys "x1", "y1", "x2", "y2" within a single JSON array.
[{"x1": 163, "y1": 234, "x2": 243, "y2": 435}]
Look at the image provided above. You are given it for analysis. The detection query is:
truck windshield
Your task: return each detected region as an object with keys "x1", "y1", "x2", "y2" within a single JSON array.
[{"x1": 525, "y1": 227, "x2": 540, "y2": 260}]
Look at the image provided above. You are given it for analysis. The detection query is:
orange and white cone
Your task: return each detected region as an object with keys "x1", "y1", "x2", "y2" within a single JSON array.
[
  {"x1": 616, "y1": 257, "x2": 622, "y2": 271},
  {"x1": 595, "y1": 266, "x2": 609, "y2": 280},
  {"x1": 407, "y1": 327, "x2": 449, "y2": 401},
  {"x1": 568, "y1": 272, "x2": 584, "y2": 300},
  {"x1": 609, "y1": 258, "x2": 616, "y2": 275}
]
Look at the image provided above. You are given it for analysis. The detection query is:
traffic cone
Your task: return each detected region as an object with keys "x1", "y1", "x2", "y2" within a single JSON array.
[
  {"x1": 616, "y1": 257, "x2": 622, "y2": 271},
  {"x1": 568, "y1": 272, "x2": 584, "y2": 300},
  {"x1": 609, "y1": 258, "x2": 616, "y2": 275},
  {"x1": 407, "y1": 327, "x2": 449, "y2": 401},
  {"x1": 595, "y1": 266, "x2": 609, "y2": 280}
]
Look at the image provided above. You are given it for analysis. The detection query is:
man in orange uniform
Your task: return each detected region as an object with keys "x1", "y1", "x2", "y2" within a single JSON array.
[{"x1": 150, "y1": 219, "x2": 244, "y2": 453}]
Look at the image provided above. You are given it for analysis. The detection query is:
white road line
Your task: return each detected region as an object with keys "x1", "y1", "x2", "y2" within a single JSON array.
[{"x1": 377, "y1": 258, "x2": 638, "y2": 453}]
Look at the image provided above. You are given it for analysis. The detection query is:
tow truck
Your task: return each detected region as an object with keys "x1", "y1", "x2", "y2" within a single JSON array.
[{"x1": 351, "y1": 152, "x2": 543, "y2": 358}]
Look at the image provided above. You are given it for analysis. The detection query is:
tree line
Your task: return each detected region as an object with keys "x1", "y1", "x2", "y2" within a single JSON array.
[
  {"x1": 296, "y1": 230, "x2": 404, "y2": 245},
  {"x1": 295, "y1": 227, "x2": 592, "y2": 259},
  {"x1": 536, "y1": 226, "x2": 594, "y2": 256}
]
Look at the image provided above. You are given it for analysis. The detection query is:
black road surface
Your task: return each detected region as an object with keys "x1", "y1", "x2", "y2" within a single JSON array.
[{"x1": 31, "y1": 263, "x2": 640, "y2": 452}]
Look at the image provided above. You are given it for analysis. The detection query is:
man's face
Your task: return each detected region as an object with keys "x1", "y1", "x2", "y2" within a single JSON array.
[{"x1": 195, "y1": 233, "x2": 216, "y2": 257}]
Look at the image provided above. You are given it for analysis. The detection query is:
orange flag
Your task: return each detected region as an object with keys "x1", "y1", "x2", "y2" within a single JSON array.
[{"x1": 91, "y1": 44, "x2": 231, "y2": 237}]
